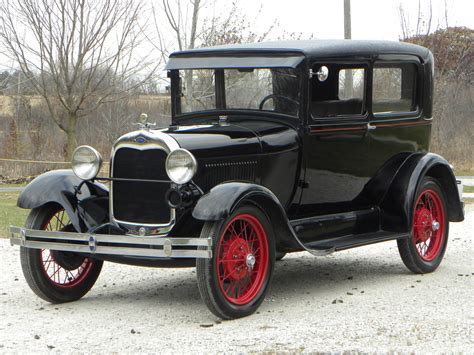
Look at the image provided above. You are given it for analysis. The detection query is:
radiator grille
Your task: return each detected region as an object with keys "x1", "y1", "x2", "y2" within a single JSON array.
[{"x1": 112, "y1": 147, "x2": 171, "y2": 224}]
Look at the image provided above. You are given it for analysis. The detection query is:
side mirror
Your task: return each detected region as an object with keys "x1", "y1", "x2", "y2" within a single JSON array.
[{"x1": 316, "y1": 66, "x2": 329, "y2": 82}]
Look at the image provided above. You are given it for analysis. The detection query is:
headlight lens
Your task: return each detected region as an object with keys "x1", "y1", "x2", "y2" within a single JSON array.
[
  {"x1": 165, "y1": 149, "x2": 197, "y2": 184},
  {"x1": 71, "y1": 146, "x2": 102, "y2": 180}
]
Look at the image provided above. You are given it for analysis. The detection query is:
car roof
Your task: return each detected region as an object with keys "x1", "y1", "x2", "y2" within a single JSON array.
[{"x1": 169, "y1": 39, "x2": 431, "y2": 60}]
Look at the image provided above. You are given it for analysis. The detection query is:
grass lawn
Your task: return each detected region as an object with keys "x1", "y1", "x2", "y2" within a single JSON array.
[
  {"x1": 0, "y1": 191, "x2": 29, "y2": 238},
  {"x1": 456, "y1": 170, "x2": 474, "y2": 177},
  {"x1": 464, "y1": 186, "x2": 474, "y2": 193},
  {"x1": 0, "y1": 183, "x2": 28, "y2": 188}
]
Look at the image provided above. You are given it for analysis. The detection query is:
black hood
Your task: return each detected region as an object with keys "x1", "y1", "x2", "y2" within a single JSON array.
[
  {"x1": 164, "y1": 123, "x2": 261, "y2": 159},
  {"x1": 164, "y1": 120, "x2": 299, "y2": 159}
]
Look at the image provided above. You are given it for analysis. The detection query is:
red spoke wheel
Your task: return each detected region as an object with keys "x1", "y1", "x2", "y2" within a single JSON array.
[
  {"x1": 398, "y1": 177, "x2": 449, "y2": 274},
  {"x1": 20, "y1": 204, "x2": 103, "y2": 303},
  {"x1": 197, "y1": 205, "x2": 275, "y2": 319}
]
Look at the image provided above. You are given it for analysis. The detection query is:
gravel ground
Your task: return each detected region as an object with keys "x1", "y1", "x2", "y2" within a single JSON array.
[{"x1": 0, "y1": 205, "x2": 472, "y2": 353}]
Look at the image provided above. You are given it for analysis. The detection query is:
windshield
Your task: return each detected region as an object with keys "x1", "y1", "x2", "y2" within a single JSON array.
[{"x1": 176, "y1": 68, "x2": 301, "y2": 117}]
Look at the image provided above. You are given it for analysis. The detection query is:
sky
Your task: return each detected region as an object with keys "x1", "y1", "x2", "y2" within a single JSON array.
[
  {"x1": 0, "y1": 0, "x2": 472, "y2": 72},
  {"x1": 210, "y1": 0, "x2": 474, "y2": 41}
]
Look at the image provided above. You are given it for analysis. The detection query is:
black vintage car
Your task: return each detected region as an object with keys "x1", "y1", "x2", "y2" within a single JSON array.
[{"x1": 10, "y1": 40, "x2": 464, "y2": 319}]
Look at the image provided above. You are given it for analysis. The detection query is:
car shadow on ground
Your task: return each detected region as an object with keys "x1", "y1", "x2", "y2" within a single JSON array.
[{"x1": 77, "y1": 250, "x2": 414, "y2": 314}]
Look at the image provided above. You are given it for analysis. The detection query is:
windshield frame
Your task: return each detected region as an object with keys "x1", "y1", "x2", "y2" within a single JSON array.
[{"x1": 169, "y1": 66, "x2": 305, "y2": 122}]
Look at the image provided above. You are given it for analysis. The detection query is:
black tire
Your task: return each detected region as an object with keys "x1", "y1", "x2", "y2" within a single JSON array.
[
  {"x1": 196, "y1": 205, "x2": 275, "y2": 319},
  {"x1": 20, "y1": 204, "x2": 103, "y2": 303},
  {"x1": 275, "y1": 251, "x2": 286, "y2": 261},
  {"x1": 397, "y1": 177, "x2": 449, "y2": 274}
]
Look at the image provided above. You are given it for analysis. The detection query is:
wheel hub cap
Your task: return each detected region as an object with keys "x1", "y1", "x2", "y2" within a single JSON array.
[
  {"x1": 431, "y1": 220, "x2": 440, "y2": 231},
  {"x1": 246, "y1": 253, "x2": 256, "y2": 270}
]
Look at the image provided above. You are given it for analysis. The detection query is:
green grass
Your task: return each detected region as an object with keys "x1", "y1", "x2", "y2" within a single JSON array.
[
  {"x1": 456, "y1": 170, "x2": 474, "y2": 177},
  {"x1": 0, "y1": 183, "x2": 27, "y2": 188},
  {"x1": 0, "y1": 191, "x2": 29, "y2": 238},
  {"x1": 464, "y1": 186, "x2": 474, "y2": 193}
]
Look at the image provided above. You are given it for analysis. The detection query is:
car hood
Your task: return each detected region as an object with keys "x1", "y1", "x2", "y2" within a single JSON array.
[{"x1": 163, "y1": 123, "x2": 262, "y2": 159}]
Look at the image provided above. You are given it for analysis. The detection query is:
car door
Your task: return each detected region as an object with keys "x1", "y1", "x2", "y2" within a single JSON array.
[
  {"x1": 299, "y1": 61, "x2": 372, "y2": 217},
  {"x1": 367, "y1": 56, "x2": 430, "y2": 176}
]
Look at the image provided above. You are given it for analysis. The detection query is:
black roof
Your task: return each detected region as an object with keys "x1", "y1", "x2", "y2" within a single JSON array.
[{"x1": 169, "y1": 40, "x2": 431, "y2": 60}]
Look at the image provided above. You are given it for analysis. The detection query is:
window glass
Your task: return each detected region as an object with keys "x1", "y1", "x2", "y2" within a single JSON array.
[
  {"x1": 178, "y1": 68, "x2": 300, "y2": 116},
  {"x1": 373, "y1": 64, "x2": 417, "y2": 114},
  {"x1": 225, "y1": 69, "x2": 273, "y2": 110},
  {"x1": 180, "y1": 69, "x2": 216, "y2": 113},
  {"x1": 311, "y1": 65, "x2": 366, "y2": 118},
  {"x1": 338, "y1": 69, "x2": 364, "y2": 100}
]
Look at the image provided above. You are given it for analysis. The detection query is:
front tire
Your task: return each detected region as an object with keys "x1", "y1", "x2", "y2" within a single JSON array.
[
  {"x1": 196, "y1": 205, "x2": 275, "y2": 319},
  {"x1": 397, "y1": 177, "x2": 449, "y2": 274},
  {"x1": 20, "y1": 204, "x2": 103, "y2": 303}
]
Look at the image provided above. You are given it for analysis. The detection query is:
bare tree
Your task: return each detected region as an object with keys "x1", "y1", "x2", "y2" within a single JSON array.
[
  {"x1": 398, "y1": 0, "x2": 474, "y2": 170},
  {"x1": 151, "y1": 1, "x2": 277, "y2": 110},
  {"x1": 0, "y1": 0, "x2": 157, "y2": 158}
]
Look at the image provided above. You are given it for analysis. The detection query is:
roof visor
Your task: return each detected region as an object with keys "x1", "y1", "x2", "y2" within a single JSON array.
[{"x1": 165, "y1": 55, "x2": 305, "y2": 70}]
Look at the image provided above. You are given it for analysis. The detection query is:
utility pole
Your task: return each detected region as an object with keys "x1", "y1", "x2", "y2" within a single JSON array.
[
  {"x1": 344, "y1": 0, "x2": 352, "y2": 40},
  {"x1": 343, "y1": 0, "x2": 353, "y2": 97}
]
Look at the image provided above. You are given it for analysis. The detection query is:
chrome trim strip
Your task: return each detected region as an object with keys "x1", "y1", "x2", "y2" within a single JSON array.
[
  {"x1": 9, "y1": 226, "x2": 212, "y2": 259},
  {"x1": 110, "y1": 129, "x2": 180, "y2": 234}
]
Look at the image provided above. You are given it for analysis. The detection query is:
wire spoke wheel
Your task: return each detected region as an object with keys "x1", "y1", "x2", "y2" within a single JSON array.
[
  {"x1": 398, "y1": 177, "x2": 449, "y2": 274},
  {"x1": 216, "y1": 214, "x2": 269, "y2": 305},
  {"x1": 20, "y1": 204, "x2": 103, "y2": 303},
  {"x1": 196, "y1": 205, "x2": 275, "y2": 319},
  {"x1": 39, "y1": 209, "x2": 95, "y2": 288},
  {"x1": 412, "y1": 189, "x2": 445, "y2": 261}
]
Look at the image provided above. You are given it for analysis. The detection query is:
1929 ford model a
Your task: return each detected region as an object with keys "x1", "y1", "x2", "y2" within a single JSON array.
[{"x1": 9, "y1": 40, "x2": 464, "y2": 319}]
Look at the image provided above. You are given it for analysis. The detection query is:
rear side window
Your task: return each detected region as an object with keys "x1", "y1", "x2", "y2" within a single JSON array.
[{"x1": 372, "y1": 63, "x2": 418, "y2": 114}]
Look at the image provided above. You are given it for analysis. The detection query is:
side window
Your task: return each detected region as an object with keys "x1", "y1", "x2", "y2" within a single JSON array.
[
  {"x1": 373, "y1": 63, "x2": 418, "y2": 114},
  {"x1": 311, "y1": 64, "x2": 366, "y2": 118},
  {"x1": 338, "y1": 69, "x2": 364, "y2": 100}
]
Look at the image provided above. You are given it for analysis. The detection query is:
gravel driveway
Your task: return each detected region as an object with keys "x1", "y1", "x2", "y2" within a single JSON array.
[{"x1": 1, "y1": 205, "x2": 472, "y2": 353}]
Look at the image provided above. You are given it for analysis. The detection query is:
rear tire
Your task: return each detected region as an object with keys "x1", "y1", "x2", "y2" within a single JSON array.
[
  {"x1": 397, "y1": 177, "x2": 449, "y2": 274},
  {"x1": 20, "y1": 204, "x2": 103, "y2": 303},
  {"x1": 196, "y1": 205, "x2": 275, "y2": 319}
]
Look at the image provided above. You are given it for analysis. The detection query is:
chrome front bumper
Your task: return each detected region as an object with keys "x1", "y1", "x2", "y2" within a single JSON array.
[{"x1": 9, "y1": 226, "x2": 212, "y2": 259}]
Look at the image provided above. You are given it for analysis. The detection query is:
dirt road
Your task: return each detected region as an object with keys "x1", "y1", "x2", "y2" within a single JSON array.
[{"x1": 0, "y1": 205, "x2": 472, "y2": 353}]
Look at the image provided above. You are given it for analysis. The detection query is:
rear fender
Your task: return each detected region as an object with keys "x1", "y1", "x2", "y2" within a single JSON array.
[
  {"x1": 17, "y1": 169, "x2": 109, "y2": 232},
  {"x1": 380, "y1": 153, "x2": 464, "y2": 232}
]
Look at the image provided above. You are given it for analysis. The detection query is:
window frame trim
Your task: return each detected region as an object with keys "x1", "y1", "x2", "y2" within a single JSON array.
[
  {"x1": 308, "y1": 60, "x2": 370, "y2": 124},
  {"x1": 370, "y1": 55, "x2": 424, "y2": 122}
]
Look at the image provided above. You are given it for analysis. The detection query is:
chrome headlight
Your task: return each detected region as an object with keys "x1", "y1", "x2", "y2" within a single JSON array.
[
  {"x1": 165, "y1": 149, "x2": 197, "y2": 184},
  {"x1": 71, "y1": 146, "x2": 103, "y2": 180}
]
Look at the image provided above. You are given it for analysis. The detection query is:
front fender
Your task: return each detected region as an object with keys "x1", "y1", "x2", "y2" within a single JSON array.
[
  {"x1": 380, "y1": 153, "x2": 464, "y2": 232},
  {"x1": 17, "y1": 169, "x2": 109, "y2": 232},
  {"x1": 192, "y1": 182, "x2": 301, "y2": 250}
]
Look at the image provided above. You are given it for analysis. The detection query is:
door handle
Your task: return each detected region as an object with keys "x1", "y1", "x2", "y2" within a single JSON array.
[{"x1": 367, "y1": 123, "x2": 377, "y2": 131}]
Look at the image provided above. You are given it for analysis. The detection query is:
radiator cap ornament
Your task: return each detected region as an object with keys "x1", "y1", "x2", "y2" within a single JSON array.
[{"x1": 136, "y1": 113, "x2": 156, "y2": 130}]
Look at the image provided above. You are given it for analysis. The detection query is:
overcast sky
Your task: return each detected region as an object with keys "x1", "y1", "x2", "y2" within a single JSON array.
[
  {"x1": 213, "y1": 0, "x2": 474, "y2": 40},
  {"x1": 0, "y1": 0, "x2": 472, "y2": 72}
]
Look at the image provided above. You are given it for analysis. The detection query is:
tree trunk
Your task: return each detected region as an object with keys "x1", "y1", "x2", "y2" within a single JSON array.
[{"x1": 66, "y1": 112, "x2": 78, "y2": 160}]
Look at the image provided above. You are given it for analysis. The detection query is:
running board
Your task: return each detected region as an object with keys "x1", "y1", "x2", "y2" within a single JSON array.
[{"x1": 304, "y1": 232, "x2": 409, "y2": 252}]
